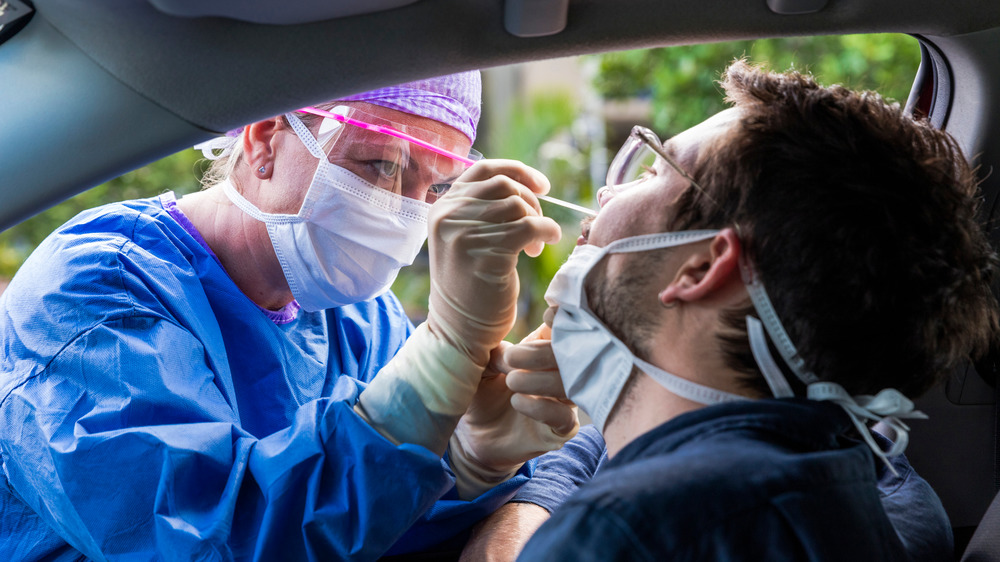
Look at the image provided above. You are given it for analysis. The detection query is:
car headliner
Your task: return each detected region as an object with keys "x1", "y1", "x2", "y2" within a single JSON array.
[
  {"x1": 3, "y1": 0, "x2": 1000, "y2": 538},
  {"x1": 2, "y1": 0, "x2": 1000, "y2": 231}
]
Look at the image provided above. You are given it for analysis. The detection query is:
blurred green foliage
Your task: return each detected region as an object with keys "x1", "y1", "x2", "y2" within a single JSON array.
[
  {"x1": 594, "y1": 34, "x2": 921, "y2": 136},
  {"x1": 0, "y1": 34, "x2": 921, "y2": 340},
  {"x1": 0, "y1": 150, "x2": 205, "y2": 276}
]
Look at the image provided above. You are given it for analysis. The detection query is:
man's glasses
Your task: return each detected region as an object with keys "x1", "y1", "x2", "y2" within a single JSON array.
[{"x1": 607, "y1": 125, "x2": 715, "y2": 205}]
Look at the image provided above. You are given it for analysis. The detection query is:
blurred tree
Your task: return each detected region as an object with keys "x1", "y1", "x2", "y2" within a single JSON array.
[
  {"x1": 593, "y1": 34, "x2": 921, "y2": 138},
  {"x1": 0, "y1": 150, "x2": 205, "y2": 277}
]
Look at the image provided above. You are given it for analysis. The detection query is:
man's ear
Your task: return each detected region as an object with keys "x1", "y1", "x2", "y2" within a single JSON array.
[
  {"x1": 242, "y1": 118, "x2": 280, "y2": 179},
  {"x1": 657, "y1": 228, "x2": 741, "y2": 306}
]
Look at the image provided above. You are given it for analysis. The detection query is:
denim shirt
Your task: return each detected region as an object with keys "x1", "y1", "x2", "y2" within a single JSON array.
[{"x1": 519, "y1": 399, "x2": 943, "y2": 561}]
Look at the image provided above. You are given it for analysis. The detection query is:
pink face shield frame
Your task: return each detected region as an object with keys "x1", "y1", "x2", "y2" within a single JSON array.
[{"x1": 299, "y1": 106, "x2": 480, "y2": 165}]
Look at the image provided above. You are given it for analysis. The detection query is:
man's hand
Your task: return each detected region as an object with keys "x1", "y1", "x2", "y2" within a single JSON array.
[
  {"x1": 505, "y1": 324, "x2": 578, "y2": 435},
  {"x1": 450, "y1": 324, "x2": 579, "y2": 499}
]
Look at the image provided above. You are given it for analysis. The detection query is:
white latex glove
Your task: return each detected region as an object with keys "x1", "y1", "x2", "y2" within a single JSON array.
[
  {"x1": 356, "y1": 160, "x2": 561, "y2": 457},
  {"x1": 450, "y1": 324, "x2": 580, "y2": 500},
  {"x1": 426, "y1": 160, "x2": 560, "y2": 367}
]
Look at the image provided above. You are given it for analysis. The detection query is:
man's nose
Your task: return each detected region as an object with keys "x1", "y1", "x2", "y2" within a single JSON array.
[{"x1": 597, "y1": 186, "x2": 615, "y2": 208}]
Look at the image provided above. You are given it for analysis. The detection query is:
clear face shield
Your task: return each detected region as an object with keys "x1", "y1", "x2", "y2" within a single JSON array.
[{"x1": 298, "y1": 105, "x2": 482, "y2": 203}]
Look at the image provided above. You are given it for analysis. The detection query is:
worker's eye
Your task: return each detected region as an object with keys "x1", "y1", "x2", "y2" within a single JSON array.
[
  {"x1": 422, "y1": 183, "x2": 451, "y2": 204},
  {"x1": 371, "y1": 160, "x2": 401, "y2": 180}
]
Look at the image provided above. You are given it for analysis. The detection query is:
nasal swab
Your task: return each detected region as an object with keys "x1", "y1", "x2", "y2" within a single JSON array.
[{"x1": 537, "y1": 194, "x2": 597, "y2": 216}]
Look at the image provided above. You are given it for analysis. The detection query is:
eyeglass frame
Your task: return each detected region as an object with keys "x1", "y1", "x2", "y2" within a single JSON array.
[{"x1": 608, "y1": 125, "x2": 717, "y2": 205}]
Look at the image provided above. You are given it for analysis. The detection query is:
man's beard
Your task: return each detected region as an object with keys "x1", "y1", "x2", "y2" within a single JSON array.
[{"x1": 585, "y1": 249, "x2": 671, "y2": 362}]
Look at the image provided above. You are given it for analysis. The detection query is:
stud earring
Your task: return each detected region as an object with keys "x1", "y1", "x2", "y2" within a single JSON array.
[{"x1": 258, "y1": 166, "x2": 267, "y2": 174}]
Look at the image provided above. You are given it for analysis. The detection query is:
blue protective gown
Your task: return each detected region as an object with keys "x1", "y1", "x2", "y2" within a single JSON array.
[{"x1": 0, "y1": 193, "x2": 529, "y2": 561}]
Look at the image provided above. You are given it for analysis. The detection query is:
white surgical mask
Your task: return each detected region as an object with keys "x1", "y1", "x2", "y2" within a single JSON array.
[
  {"x1": 223, "y1": 113, "x2": 430, "y2": 311},
  {"x1": 547, "y1": 227, "x2": 926, "y2": 473},
  {"x1": 545, "y1": 230, "x2": 742, "y2": 431}
]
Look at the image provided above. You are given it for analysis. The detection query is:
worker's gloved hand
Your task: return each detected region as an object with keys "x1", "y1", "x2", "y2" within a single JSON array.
[
  {"x1": 355, "y1": 160, "x2": 561, "y2": 458},
  {"x1": 450, "y1": 323, "x2": 580, "y2": 499},
  {"x1": 426, "y1": 160, "x2": 560, "y2": 367}
]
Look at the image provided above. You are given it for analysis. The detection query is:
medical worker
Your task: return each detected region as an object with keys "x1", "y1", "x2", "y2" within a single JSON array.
[{"x1": 0, "y1": 72, "x2": 577, "y2": 560}]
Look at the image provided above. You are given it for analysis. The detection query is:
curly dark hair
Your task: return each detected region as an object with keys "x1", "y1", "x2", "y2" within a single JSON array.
[{"x1": 668, "y1": 59, "x2": 999, "y2": 398}]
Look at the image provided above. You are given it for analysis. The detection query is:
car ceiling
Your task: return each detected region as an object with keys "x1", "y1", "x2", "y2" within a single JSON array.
[{"x1": 2, "y1": 0, "x2": 1000, "y2": 232}]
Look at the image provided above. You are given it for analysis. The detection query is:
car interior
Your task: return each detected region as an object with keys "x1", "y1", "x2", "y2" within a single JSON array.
[{"x1": 2, "y1": 0, "x2": 1000, "y2": 558}]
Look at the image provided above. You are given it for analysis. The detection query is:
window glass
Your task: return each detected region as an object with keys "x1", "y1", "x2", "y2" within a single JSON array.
[{"x1": 0, "y1": 34, "x2": 923, "y2": 338}]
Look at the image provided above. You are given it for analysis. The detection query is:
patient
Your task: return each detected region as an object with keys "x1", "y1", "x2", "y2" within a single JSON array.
[{"x1": 463, "y1": 59, "x2": 995, "y2": 561}]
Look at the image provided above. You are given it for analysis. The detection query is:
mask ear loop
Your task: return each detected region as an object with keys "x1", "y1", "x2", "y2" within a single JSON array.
[
  {"x1": 738, "y1": 253, "x2": 926, "y2": 476},
  {"x1": 734, "y1": 225, "x2": 794, "y2": 399},
  {"x1": 633, "y1": 357, "x2": 747, "y2": 405},
  {"x1": 746, "y1": 316, "x2": 794, "y2": 398},
  {"x1": 740, "y1": 258, "x2": 819, "y2": 385},
  {"x1": 603, "y1": 230, "x2": 721, "y2": 254},
  {"x1": 285, "y1": 112, "x2": 329, "y2": 160},
  {"x1": 194, "y1": 136, "x2": 240, "y2": 160},
  {"x1": 807, "y1": 383, "x2": 926, "y2": 460}
]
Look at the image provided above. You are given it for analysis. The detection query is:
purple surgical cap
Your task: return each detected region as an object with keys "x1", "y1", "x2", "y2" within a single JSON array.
[
  {"x1": 339, "y1": 71, "x2": 482, "y2": 143},
  {"x1": 199, "y1": 71, "x2": 481, "y2": 158}
]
